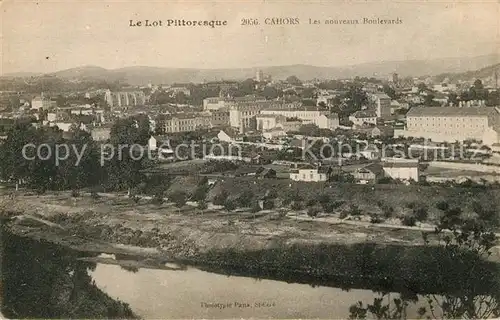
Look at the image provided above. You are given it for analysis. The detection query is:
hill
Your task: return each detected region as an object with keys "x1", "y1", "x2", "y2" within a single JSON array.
[
  {"x1": 432, "y1": 63, "x2": 500, "y2": 83},
  {"x1": 2, "y1": 54, "x2": 499, "y2": 85}
]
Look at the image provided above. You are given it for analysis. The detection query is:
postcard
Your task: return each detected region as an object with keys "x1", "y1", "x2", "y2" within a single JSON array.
[{"x1": 1, "y1": 0, "x2": 500, "y2": 319}]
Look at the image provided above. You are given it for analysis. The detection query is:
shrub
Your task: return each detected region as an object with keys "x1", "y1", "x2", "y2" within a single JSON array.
[
  {"x1": 291, "y1": 201, "x2": 304, "y2": 211},
  {"x1": 435, "y1": 200, "x2": 449, "y2": 211},
  {"x1": 323, "y1": 202, "x2": 336, "y2": 213},
  {"x1": 263, "y1": 199, "x2": 275, "y2": 210},
  {"x1": 71, "y1": 189, "x2": 80, "y2": 197},
  {"x1": 197, "y1": 199, "x2": 208, "y2": 211},
  {"x1": 251, "y1": 201, "x2": 262, "y2": 213},
  {"x1": 306, "y1": 198, "x2": 317, "y2": 207},
  {"x1": 350, "y1": 204, "x2": 362, "y2": 216},
  {"x1": 377, "y1": 177, "x2": 393, "y2": 184},
  {"x1": 131, "y1": 195, "x2": 141, "y2": 204},
  {"x1": 90, "y1": 191, "x2": 100, "y2": 199},
  {"x1": 213, "y1": 190, "x2": 228, "y2": 206},
  {"x1": 339, "y1": 211, "x2": 348, "y2": 219},
  {"x1": 152, "y1": 191, "x2": 164, "y2": 205},
  {"x1": 401, "y1": 215, "x2": 416, "y2": 226},
  {"x1": 412, "y1": 205, "x2": 428, "y2": 222},
  {"x1": 224, "y1": 199, "x2": 237, "y2": 211},
  {"x1": 170, "y1": 191, "x2": 187, "y2": 208},
  {"x1": 317, "y1": 193, "x2": 331, "y2": 205},
  {"x1": 237, "y1": 191, "x2": 254, "y2": 208},
  {"x1": 307, "y1": 207, "x2": 320, "y2": 218},
  {"x1": 380, "y1": 204, "x2": 394, "y2": 218},
  {"x1": 370, "y1": 213, "x2": 383, "y2": 224}
]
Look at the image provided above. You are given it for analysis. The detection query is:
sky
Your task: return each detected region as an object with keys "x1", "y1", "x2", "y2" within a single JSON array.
[{"x1": 1, "y1": 0, "x2": 499, "y2": 74}]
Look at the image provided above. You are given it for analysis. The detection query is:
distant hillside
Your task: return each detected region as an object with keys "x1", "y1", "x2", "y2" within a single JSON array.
[
  {"x1": 432, "y1": 63, "x2": 500, "y2": 83},
  {"x1": 3, "y1": 54, "x2": 499, "y2": 85}
]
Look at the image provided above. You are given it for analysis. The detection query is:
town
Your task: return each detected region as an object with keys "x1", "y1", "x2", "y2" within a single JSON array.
[{"x1": 2, "y1": 49, "x2": 500, "y2": 320}]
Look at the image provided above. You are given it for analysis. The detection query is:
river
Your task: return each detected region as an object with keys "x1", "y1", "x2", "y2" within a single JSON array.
[
  {"x1": 1, "y1": 227, "x2": 499, "y2": 318},
  {"x1": 91, "y1": 263, "x2": 386, "y2": 319}
]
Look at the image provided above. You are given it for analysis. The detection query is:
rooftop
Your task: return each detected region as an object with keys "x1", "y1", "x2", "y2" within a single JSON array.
[
  {"x1": 407, "y1": 106, "x2": 500, "y2": 117},
  {"x1": 352, "y1": 110, "x2": 377, "y2": 118}
]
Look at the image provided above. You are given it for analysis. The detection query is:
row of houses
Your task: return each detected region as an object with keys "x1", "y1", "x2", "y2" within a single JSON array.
[{"x1": 289, "y1": 158, "x2": 419, "y2": 183}]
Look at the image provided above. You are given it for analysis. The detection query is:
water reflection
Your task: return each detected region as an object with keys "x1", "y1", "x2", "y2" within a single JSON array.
[
  {"x1": 0, "y1": 227, "x2": 137, "y2": 319},
  {"x1": 2, "y1": 225, "x2": 500, "y2": 319}
]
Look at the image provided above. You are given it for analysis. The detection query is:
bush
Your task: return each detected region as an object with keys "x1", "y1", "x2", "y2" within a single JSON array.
[
  {"x1": 197, "y1": 199, "x2": 208, "y2": 211},
  {"x1": 213, "y1": 190, "x2": 228, "y2": 206},
  {"x1": 237, "y1": 191, "x2": 254, "y2": 208},
  {"x1": 339, "y1": 211, "x2": 348, "y2": 219},
  {"x1": 307, "y1": 207, "x2": 320, "y2": 218},
  {"x1": 224, "y1": 199, "x2": 237, "y2": 211},
  {"x1": 262, "y1": 199, "x2": 275, "y2": 210},
  {"x1": 317, "y1": 193, "x2": 331, "y2": 205},
  {"x1": 401, "y1": 215, "x2": 416, "y2": 226},
  {"x1": 350, "y1": 204, "x2": 362, "y2": 216},
  {"x1": 435, "y1": 200, "x2": 449, "y2": 211},
  {"x1": 90, "y1": 191, "x2": 100, "y2": 199},
  {"x1": 377, "y1": 177, "x2": 393, "y2": 184},
  {"x1": 131, "y1": 195, "x2": 141, "y2": 204},
  {"x1": 71, "y1": 189, "x2": 80, "y2": 197},
  {"x1": 152, "y1": 191, "x2": 164, "y2": 205},
  {"x1": 291, "y1": 201, "x2": 304, "y2": 211},
  {"x1": 306, "y1": 198, "x2": 317, "y2": 207},
  {"x1": 412, "y1": 205, "x2": 428, "y2": 222},
  {"x1": 370, "y1": 213, "x2": 383, "y2": 224},
  {"x1": 170, "y1": 191, "x2": 187, "y2": 208},
  {"x1": 251, "y1": 201, "x2": 262, "y2": 213}
]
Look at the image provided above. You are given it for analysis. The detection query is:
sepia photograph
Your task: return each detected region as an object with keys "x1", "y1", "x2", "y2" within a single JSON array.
[{"x1": 1, "y1": 0, "x2": 500, "y2": 318}]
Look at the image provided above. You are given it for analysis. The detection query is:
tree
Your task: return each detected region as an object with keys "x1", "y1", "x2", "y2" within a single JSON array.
[
  {"x1": 262, "y1": 86, "x2": 280, "y2": 99},
  {"x1": 213, "y1": 189, "x2": 229, "y2": 206},
  {"x1": 286, "y1": 75, "x2": 302, "y2": 86},
  {"x1": 197, "y1": 199, "x2": 208, "y2": 213},
  {"x1": 382, "y1": 85, "x2": 397, "y2": 99},
  {"x1": 170, "y1": 191, "x2": 187, "y2": 208},
  {"x1": 224, "y1": 199, "x2": 237, "y2": 211},
  {"x1": 348, "y1": 217, "x2": 500, "y2": 319},
  {"x1": 237, "y1": 191, "x2": 254, "y2": 208},
  {"x1": 307, "y1": 206, "x2": 320, "y2": 218}
]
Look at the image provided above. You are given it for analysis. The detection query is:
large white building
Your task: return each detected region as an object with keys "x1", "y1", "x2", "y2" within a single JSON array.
[
  {"x1": 31, "y1": 94, "x2": 55, "y2": 111},
  {"x1": 290, "y1": 168, "x2": 328, "y2": 182},
  {"x1": 381, "y1": 158, "x2": 419, "y2": 182},
  {"x1": 260, "y1": 108, "x2": 339, "y2": 130},
  {"x1": 104, "y1": 90, "x2": 146, "y2": 108},
  {"x1": 203, "y1": 97, "x2": 227, "y2": 111},
  {"x1": 402, "y1": 106, "x2": 500, "y2": 144},
  {"x1": 349, "y1": 110, "x2": 378, "y2": 127}
]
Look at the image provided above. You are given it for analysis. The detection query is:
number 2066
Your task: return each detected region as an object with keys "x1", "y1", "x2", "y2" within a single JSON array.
[{"x1": 241, "y1": 18, "x2": 259, "y2": 25}]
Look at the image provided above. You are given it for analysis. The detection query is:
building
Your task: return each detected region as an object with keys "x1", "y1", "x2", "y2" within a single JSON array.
[
  {"x1": 370, "y1": 93, "x2": 392, "y2": 119},
  {"x1": 381, "y1": 158, "x2": 419, "y2": 181},
  {"x1": 104, "y1": 90, "x2": 146, "y2": 108},
  {"x1": 203, "y1": 97, "x2": 227, "y2": 111},
  {"x1": 352, "y1": 163, "x2": 384, "y2": 184},
  {"x1": 91, "y1": 126, "x2": 111, "y2": 141},
  {"x1": 229, "y1": 104, "x2": 262, "y2": 133},
  {"x1": 256, "y1": 114, "x2": 287, "y2": 131},
  {"x1": 167, "y1": 86, "x2": 191, "y2": 97},
  {"x1": 163, "y1": 113, "x2": 211, "y2": 133},
  {"x1": 290, "y1": 167, "x2": 328, "y2": 182},
  {"x1": 256, "y1": 70, "x2": 264, "y2": 82},
  {"x1": 31, "y1": 94, "x2": 55, "y2": 111},
  {"x1": 260, "y1": 108, "x2": 338, "y2": 130},
  {"x1": 349, "y1": 111, "x2": 378, "y2": 127},
  {"x1": 209, "y1": 108, "x2": 230, "y2": 127},
  {"x1": 403, "y1": 106, "x2": 500, "y2": 143}
]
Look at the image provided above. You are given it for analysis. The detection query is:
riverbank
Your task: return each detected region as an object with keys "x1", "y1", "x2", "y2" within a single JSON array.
[{"x1": 2, "y1": 191, "x2": 500, "y2": 295}]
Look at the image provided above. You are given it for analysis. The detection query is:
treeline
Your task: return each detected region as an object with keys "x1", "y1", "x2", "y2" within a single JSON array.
[{"x1": 0, "y1": 115, "x2": 152, "y2": 193}]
